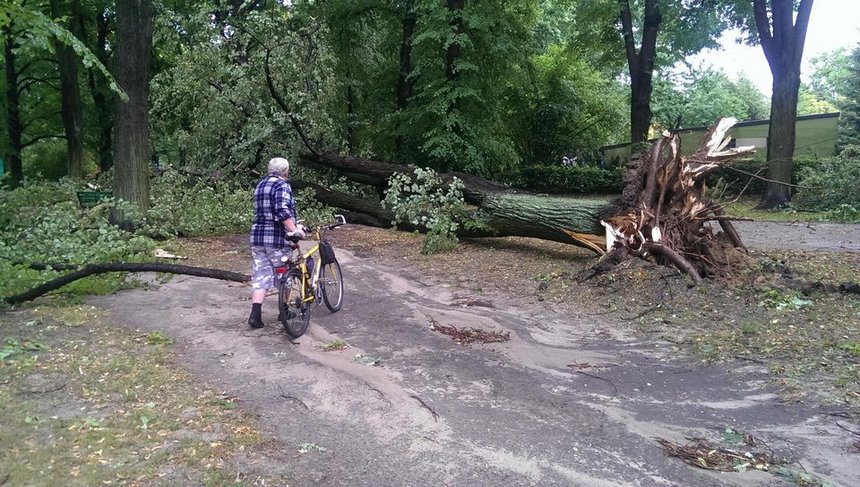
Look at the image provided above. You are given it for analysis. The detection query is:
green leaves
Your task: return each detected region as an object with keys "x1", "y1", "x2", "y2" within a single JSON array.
[
  {"x1": 795, "y1": 145, "x2": 860, "y2": 213},
  {"x1": 651, "y1": 68, "x2": 770, "y2": 130},
  {"x1": 382, "y1": 167, "x2": 468, "y2": 254},
  {"x1": 0, "y1": 338, "x2": 46, "y2": 360},
  {"x1": 1, "y1": 3, "x2": 126, "y2": 100}
]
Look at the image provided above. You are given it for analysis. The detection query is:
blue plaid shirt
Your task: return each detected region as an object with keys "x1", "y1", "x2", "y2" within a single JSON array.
[{"x1": 250, "y1": 173, "x2": 297, "y2": 248}]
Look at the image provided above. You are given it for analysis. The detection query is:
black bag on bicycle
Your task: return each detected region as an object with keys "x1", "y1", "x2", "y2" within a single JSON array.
[{"x1": 319, "y1": 239, "x2": 337, "y2": 265}]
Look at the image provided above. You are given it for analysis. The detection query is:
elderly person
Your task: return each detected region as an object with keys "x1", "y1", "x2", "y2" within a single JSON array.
[{"x1": 248, "y1": 157, "x2": 304, "y2": 329}]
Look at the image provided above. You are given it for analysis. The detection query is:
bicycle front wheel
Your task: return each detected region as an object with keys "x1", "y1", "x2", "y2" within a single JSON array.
[
  {"x1": 278, "y1": 269, "x2": 311, "y2": 338},
  {"x1": 320, "y1": 259, "x2": 344, "y2": 312}
]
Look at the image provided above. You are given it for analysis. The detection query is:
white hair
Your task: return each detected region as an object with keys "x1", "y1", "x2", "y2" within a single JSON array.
[{"x1": 268, "y1": 157, "x2": 290, "y2": 175}]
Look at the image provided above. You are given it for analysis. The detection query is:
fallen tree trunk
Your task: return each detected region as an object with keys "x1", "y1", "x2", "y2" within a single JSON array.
[
  {"x1": 467, "y1": 194, "x2": 610, "y2": 249},
  {"x1": 296, "y1": 118, "x2": 756, "y2": 279},
  {"x1": 293, "y1": 178, "x2": 612, "y2": 249},
  {"x1": 3, "y1": 263, "x2": 249, "y2": 305}
]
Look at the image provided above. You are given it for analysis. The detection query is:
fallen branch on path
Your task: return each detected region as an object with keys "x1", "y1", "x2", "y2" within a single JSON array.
[
  {"x1": 3, "y1": 263, "x2": 249, "y2": 305},
  {"x1": 429, "y1": 320, "x2": 510, "y2": 345}
]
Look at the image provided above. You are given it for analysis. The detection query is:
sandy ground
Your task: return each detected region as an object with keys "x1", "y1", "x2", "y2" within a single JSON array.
[{"x1": 86, "y1": 221, "x2": 860, "y2": 486}]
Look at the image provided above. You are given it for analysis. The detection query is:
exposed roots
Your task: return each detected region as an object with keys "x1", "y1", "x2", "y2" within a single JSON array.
[{"x1": 597, "y1": 118, "x2": 757, "y2": 282}]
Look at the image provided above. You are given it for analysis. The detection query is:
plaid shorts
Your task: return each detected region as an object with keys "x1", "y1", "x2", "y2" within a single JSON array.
[{"x1": 250, "y1": 246, "x2": 290, "y2": 290}]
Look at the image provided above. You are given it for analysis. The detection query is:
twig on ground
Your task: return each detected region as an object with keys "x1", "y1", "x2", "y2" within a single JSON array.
[
  {"x1": 20, "y1": 381, "x2": 67, "y2": 395},
  {"x1": 410, "y1": 394, "x2": 438, "y2": 422},
  {"x1": 836, "y1": 421, "x2": 860, "y2": 437},
  {"x1": 732, "y1": 355, "x2": 766, "y2": 364},
  {"x1": 626, "y1": 307, "x2": 657, "y2": 321},
  {"x1": 278, "y1": 385, "x2": 309, "y2": 411},
  {"x1": 430, "y1": 321, "x2": 510, "y2": 345},
  {"x1": 574, "y1": 370, "x2": 618, "y2": 397}
]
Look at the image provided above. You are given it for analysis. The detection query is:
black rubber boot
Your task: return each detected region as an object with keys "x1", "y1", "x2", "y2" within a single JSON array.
[{"x1": 248, "y1": 303, "x2": 264, "y2": 329}]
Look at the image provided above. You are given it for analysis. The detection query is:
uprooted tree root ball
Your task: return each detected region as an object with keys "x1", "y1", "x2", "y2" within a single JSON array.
[{"x1": 588, "y1": 118, "x2": 758, "y2": 282}]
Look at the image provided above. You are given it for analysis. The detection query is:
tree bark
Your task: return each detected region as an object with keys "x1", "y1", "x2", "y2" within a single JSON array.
[
  {"x1": 51, "y1": 0, "x2": 85, "y2": 179},
  {"x1": 3, "y1": 26, "x2": 23, "y2": 187},
  {"x1": 470, "y1": 194, "x2": 608, "y2": 244},
  {"x1": 112, "y1": 0, "x2": 153, "y2": 228},
  {"x1": 395, "y1": 0, "x2": 417, "y2": 160},
  {"x1": 761, "y1": 68, "x2": 800, "y2": 208},
  {"x1": 753, "y1": 0, "x2": 813, "y2": 209},
  {"x1": 619, "y1": 0, "x2": 661, "y2": 143},
  {"x1": 85, "y1": 8, "x2": 114, "y2": 173},
  {"x1": 3, "y1": 263, "x2": 249, "y2": 305}
]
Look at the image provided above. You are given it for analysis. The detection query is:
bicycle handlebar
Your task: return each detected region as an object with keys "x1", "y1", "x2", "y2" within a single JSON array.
[{"x1": 285, "y1": 214, "x2": 347, "y2": 240}]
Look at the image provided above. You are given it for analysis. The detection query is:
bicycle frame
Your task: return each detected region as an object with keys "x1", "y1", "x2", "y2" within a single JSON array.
[
  {"x1": 296, "y1": 240, "x2": 322, "y2": 303},
  {"x1": 277, "y1": 220, "x2": 340, "y2": 305}
]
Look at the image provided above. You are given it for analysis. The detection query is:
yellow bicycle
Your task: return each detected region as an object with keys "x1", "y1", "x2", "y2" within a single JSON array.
[{"x1": 276, "y1": 215, "x2": 346, "y2": 338}]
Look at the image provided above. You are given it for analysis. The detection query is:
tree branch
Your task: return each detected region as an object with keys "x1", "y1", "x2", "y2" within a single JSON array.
[
  {"x1": 642, "y1": 242, "x2": 702, "y2": 283},
  {"x1": 617, "y1": 0, "x2": 639, "y2": 76},
  {"x1": 3, "y1": 263, "x2": 249, "y2": 305},
  {"x1": 17, "y1": 75, "x2": 61, "y2": 95},
  {"x1": 263, "y1": 47, "x2": 321, "y2": 157},
  {"x1": 752, "y1": 0, "x2": 775, "y2": 65},
  {"x1": 22, "y1": 134, "x2": 65, "y2": 149},
  {"x1": 792, "y1": 0, "x2": 814, "y2": 66}
]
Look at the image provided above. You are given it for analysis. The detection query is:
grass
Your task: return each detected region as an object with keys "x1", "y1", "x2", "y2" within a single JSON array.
[
  {"x1": 321, "y1": 339, "x2": 348, "y2": 351},
  {"x1": 666, "y1": 285, "x2": 860, "y2": 406},
  {"x1": 0, "y1": 305, "x2": 289, "y2": 486},
  {"x1": 721, "y1": 196, "x2": 831, "y2": 223}
]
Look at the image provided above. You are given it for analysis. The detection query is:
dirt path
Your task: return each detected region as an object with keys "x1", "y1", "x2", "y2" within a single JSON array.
[{"x1": 88, "y1": 222, "x2": 860, "y2": 486}]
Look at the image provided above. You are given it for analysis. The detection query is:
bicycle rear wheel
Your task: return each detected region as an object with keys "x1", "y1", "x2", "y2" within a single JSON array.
[
  {"x1": 278, "y1": 269, "x2": 311, "y2": 338},
  {"x1": 320, "y1": 259, "x2": 344, "y2": 312}
]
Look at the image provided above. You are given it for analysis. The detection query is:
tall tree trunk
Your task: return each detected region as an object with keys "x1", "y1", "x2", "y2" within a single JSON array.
[
  {"x1": 395, "y1": 1, "x2": 416, "y2": 160},
  {"x1": 439, "y1": 0, "x2": 466, "y2": 173},
  {"x1": 112, "y1": 0, "x2": 153, "y2": 229},
  {"x1": 87, "y1": 9, "x2": 113, "y2": 172},
  {"x1": 761, "y1": 69, "x2": 800, "y2": 208},
  {"x1": 3, "y1": 27, "x2": 23, "y2": 188},
  {"x1": 51, "y1": 0, "x2": 85, "y2": 179},
  {"x1": 630, "y1": 79, "x2": 654, "y2": 144},
  {"x1": 753, "y1": 0, "x2": 813, "y2": 209},
  {"x1": 619, "y1": 0, "x2": 661, "y2": 143},
  {"x1": 345, "y1": 65, "x2": 355, "y2": 154}
]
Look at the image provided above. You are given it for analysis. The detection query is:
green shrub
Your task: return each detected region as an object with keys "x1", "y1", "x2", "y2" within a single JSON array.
[
  {"x1": 382, "y1": 167, "x2": 470, "y2": 254},
  {"x1": 515, "y1": 164, "x2": 623, "y2": 194},
  {"x1": 22, "y1": 141, "x2": 98, "y2": 180},
  {"x1": 0, "y1": 180, "x2": 158, "y2": 299},
  {"x1": 794, "y1": 146, "x2": 860, "y2": 212},
  {"x1": 141, "y1": 171, "x2": 253, "y2": 238},
  {"x1": 22, "y1": 140, "x2": 68, "y2": 180}
]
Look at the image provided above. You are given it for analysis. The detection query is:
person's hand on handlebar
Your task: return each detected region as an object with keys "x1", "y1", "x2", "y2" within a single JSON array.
[{"x1": 286, "y1": 220, "x2": 307, "y2": 239}]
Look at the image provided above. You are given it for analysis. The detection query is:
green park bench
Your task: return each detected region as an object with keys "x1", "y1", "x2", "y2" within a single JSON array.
[{"x1": 76, "y1": 190, "x2": 113, "y2": 208}]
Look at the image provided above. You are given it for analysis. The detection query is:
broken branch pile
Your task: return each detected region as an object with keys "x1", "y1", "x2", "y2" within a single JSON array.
[{"x1": 429, "y1": 321, "x2": 511, "y2": 345}]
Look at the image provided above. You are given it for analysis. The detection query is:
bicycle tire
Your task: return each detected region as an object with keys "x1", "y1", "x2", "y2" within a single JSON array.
[
  {"x1": 320, "y1": 259, "x2": 344, "y2": 312},
  {"x1": 278, "y1": 269, "x2": 311, "y2": 338}
]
